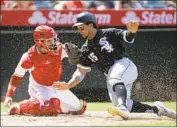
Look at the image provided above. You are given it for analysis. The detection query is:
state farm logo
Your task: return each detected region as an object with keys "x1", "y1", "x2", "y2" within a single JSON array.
[
  {"x1": 122, "y1": 11, "x2": 140, "y2": 24},
  {"x1": 95, "y1": 14, "x2": 111, "y2": 24},
  {"x1": 28, "y1": 11, "x2": 111, "y2": 25},
  {"x1": 141, "y1": 11, "x2": 176, "y2": 24},
  {"x1": 122, "y1": 11, "x2": 176, "y2": 25},
  {"x1": 28, "y1": 11, "x2": 47, "y2": 24}
]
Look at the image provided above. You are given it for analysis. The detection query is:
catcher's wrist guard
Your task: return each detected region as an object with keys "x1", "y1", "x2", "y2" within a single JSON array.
[{"x1": 6, "y1": 89, "x2": 14, "y2": 97}]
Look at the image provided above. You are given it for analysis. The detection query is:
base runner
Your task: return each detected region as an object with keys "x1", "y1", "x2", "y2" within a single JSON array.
[{"x1": 53, "y1": 12, "x2": 176, "y2": 120}]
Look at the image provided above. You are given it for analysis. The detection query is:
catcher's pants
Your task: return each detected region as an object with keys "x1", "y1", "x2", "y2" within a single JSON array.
[
  {"x1": 106, "y1": 57, "x2": 138, "y2": 111},
  {"x1": 28, "y1": 76, "x2": 81, "y2": 113}
]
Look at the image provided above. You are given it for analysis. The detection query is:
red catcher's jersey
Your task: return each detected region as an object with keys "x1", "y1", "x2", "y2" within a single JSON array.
[{"x1": 21, "y1": 45, "x2": 63, "y2": 86}]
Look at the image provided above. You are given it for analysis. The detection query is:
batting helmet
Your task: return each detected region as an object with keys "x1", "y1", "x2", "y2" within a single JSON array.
[{"x1": 73, "y1": 12, "x2": 97, "y2": 28}]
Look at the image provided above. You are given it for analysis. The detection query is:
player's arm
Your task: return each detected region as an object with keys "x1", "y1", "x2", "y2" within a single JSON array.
[
  {"x1": 53, "y1": 52, "x2": 92, "y2": 90},
  {"x1": 53, "y1": 64, "x2": 91, "y2": 90},
  {"x1": 124, "y1": 20, "x2": 139, "y2": 43},
  {"x1": 66, "y1": 50, "x2": 92, "y2": 88},
  {"x1": 53, "y1": 43, "x2": 92, "y2": 90},
  {"x1": 123, "y1": 30, "x2": 137, "y2": 43},
  {"x1": 54, "y1": 64, "x2": 90, "y2": 89},
  {"x1": 4, "y1": 53, "x2": 33, "y2": 108},
  {"x1": 114, "y1": 20, "x2": 139, "y2": 43},
  {"x1": 69, "y1": 65, "x2": 90, "y2": 87}
]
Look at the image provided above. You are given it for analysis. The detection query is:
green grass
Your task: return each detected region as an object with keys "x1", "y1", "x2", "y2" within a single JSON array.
[
  {"x1": 108, "y1": 121, "x2": 176, "y2": 126},
  {"x1": 1, "y1": 102, "x2": 112, "y2": 112},
  {"x1": 1, "y1": 102, "x2": 176, "y2": 112},
  {"x1": 87, "y1": 102, "x2": 176, "y2": 111}
]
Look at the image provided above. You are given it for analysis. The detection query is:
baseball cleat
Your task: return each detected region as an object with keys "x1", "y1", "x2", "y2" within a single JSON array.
[
  {"x1": 69, "y1": 100, "x2": 87, "y2": 115},
  {"x1": 153, "y1": 101, "x2": 176, "y2": 119},
  {"x1": 107, "y1": 105, "x2": 130, "y2": 120}
]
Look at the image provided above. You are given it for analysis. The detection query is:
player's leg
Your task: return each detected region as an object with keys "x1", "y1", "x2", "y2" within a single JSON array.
[
  {"x1": 28, "y1": 80, "x2": 59, "y2": 104},
  {"x1": 106, "y1": 58, "x2": 158, "y2": 119},
  {"x1": 121, "y1": 83, "x2": 176, "y2": 119},
  {"x1": 123, "y1": 71, "x2": 176, "y2": 119},
  {"x1": 152, "y1": 101, "x2": 176, "y2": 119},
  {"x1": 106, "y1": 57, "x2": 137, "y2": 119},
  {"x1": 55, "y1": 89, "x2": 86, "y2": 114},
  {"x1": 9, "y1": 82, "x2": 77, "y2": 116},
  {"x1": 8, "y1": 99, "x2": 40, "y2": 115},
  {"x1": 129, "y1": 99, "x2": 176, "y2": 119},
  {"x1": 106, "y1": 58, "x2": 176, "y2": 119},
  {"x1": 125, "y1": 84, "x2": 158, "y2": 114},
  {"x1": 28, "y1": 82, "x2": 85, "y2": 115},
  {"x1": 24, "y1": 83, "x2": 61, "y2": 116},
  {"x1": 8, "y1": 98, "x2": 61, "y2": 116},
  {"x1": 16, "y1": 84, "x2": 61, "y2": 116}
]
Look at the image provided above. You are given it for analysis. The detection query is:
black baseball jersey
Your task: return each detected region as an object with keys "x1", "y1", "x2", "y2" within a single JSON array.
[{"x1": 79, "y1": 28, "x2": 130, "y2": 73}]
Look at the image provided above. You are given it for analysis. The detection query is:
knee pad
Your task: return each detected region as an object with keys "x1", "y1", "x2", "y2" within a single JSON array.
[
  {"x1": 18, "y1": 98, "x2": 61, "y2": 116},
  {"x1": 112, "y1": 82, "x2": 125, "y2": 92},
  {"x1": 112, "y1": 83, "x2": 127, "y2": 106},
  {"x1": 19, "y1": 99, "x2": 41, "y2": 116},
  {"x1": 49, "y1": 98, "x2": 61, "y2": 115},
  {"x1": 41, "y1": 98, "x2": 61, "y2": 116},
  {"x1": 107, "y1": 78, "x2": 122, "y2": 87}
]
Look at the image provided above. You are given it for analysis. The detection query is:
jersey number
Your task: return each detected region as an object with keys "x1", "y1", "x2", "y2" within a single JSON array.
[
  {"x1": 88, "y1": 52, "x2": 98, "y2": 62},
  {"x1": 99, "y1": 37, "x2": 114, "y2": 53}
]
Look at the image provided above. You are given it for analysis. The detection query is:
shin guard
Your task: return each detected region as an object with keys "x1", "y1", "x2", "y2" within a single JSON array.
[
  {"x1": 112, "y1": 83, "x2": 127, "y2": 106},
  {"x1": 9, "y1": 98, "x2": 61, "y2": 116}
]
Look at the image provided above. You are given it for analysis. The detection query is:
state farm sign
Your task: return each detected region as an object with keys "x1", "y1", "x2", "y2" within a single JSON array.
[
  {"x1": 1, "y1": 9, "x2": 176, "y2": 26},
  {"x1": 28, "y1": 11, "x2": 111, "y2": 25},
  {"x1": 141, "y1": 11, "x2": 176, "y2": 24},
  {"x1": 122, "y1": 10, "x2": 176, "y2": 25}
]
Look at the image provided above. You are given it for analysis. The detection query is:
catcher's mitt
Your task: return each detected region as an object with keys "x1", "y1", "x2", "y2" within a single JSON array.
[{"x1": 64, "y1": 43, "x2": 81, "y2": 65}]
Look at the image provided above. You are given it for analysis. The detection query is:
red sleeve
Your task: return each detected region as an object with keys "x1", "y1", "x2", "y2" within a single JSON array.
[
  {"x1": 6, "y1": 75, "x2": 23, "y2": 97},
  {"x1": 9, "y1": 75, "x2": 23, "y2": 86},
  {"x1": 6, "y1": 52, "x2": 33, "y2": 97}
]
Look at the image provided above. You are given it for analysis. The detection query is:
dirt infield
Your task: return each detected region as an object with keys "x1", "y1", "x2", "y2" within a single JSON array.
[{"x1": 1, "y1": 111, "x2": 175, "y2": 126}]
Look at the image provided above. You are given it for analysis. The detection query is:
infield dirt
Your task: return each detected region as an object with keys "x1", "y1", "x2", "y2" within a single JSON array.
[{"x1": 1, "y1": 111, "x2": 175, "y2": 126}]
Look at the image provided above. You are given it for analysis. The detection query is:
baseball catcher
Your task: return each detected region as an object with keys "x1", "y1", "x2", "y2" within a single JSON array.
[{"x1": 4, "y1": 25, "x2": 86, "y2": 116}]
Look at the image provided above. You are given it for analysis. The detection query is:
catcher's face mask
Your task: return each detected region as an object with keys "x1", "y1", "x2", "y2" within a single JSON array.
[{"x1": 40, "y1": 35, "x2": 60, "y2": 51}]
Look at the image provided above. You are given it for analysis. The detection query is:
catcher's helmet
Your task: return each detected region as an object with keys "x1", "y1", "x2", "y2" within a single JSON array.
[
  {"x1": 33, "y1": 25, "x2": 60, "y2": 54},
  {"x1": 73, "y1": 12, "x2": 97, "y2": 28}
]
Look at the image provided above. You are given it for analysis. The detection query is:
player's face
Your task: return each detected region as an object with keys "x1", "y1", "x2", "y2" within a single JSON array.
[
  {"x1": 40, "y1": 47, "x2": 48, "y2": 54},
  {"x1": 77, "y1": 24, "x2": 90, "y2": 38},
  {"x1": 39, "y1": 36, "x2": 60, "y2": 54}
]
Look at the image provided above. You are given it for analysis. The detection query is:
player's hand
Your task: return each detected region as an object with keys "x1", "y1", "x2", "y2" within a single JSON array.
[
  {"x1": 52, "y1": 81, "x2": 70, "y2": 90},
  {"x1": 126, "y1": 20, "x2": 139, "y2": 33},
  {"x1": 4, "y1": 97, "x2": 12, "y2": 108}
]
